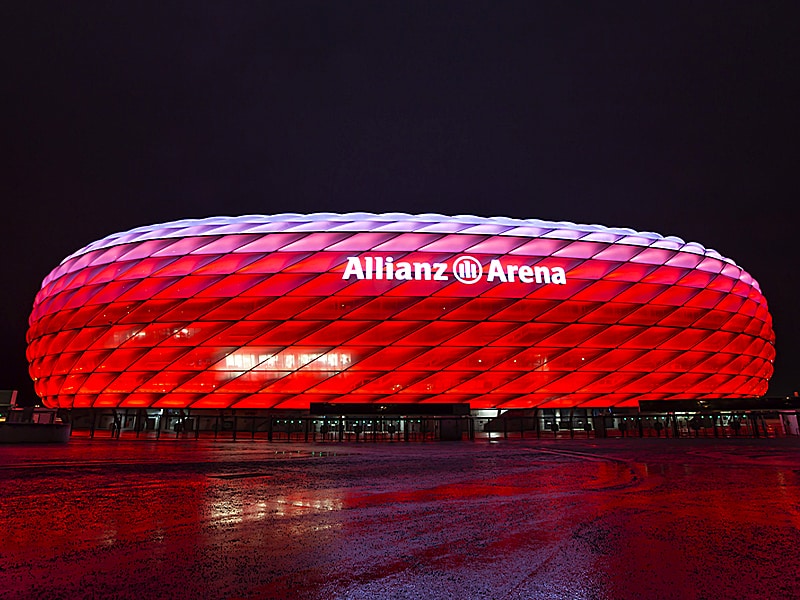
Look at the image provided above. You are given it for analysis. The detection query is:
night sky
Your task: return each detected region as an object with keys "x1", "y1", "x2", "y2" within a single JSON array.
[{"x1": 3, "y1": 2, "x2": 798, "y2": 401}]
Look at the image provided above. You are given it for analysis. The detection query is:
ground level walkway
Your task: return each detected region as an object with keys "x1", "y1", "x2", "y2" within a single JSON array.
[{"x1": 2, "y1": 437, "x2": 800, "y2": 599}]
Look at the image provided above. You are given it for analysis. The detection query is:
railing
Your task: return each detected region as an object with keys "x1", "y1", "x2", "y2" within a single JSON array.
[{"x1": 68, "y1": 410, "x2": 793, "y2": 442}]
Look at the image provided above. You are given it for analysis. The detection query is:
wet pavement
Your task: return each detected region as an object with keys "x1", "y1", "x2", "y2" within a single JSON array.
[{"x1": 2, "y1": 438, "x2": 800, "y2": 599}]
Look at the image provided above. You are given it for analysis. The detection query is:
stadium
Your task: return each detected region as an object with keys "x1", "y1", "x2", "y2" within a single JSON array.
[{"x1": 25, "y1": 213, "x2": 778, "y2": 439}]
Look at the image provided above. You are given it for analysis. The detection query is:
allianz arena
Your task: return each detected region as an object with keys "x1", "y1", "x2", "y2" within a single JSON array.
[{"x1": 27, "y1": 213, "x2": 774, "y2": 414}]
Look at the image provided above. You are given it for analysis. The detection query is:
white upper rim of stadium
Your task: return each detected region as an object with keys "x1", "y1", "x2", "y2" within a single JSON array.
[{"x1": 62, "y1": 212, "x2": 734, "y2": 266}]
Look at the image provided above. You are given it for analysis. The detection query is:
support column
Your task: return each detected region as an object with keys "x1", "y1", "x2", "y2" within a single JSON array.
[{"x1": 569, "y1": 408, "x2": 574, "y2": 439}]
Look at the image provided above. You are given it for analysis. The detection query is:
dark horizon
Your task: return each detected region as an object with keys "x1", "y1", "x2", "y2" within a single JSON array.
[{"x1": 3, "y1": 2, "x2": 798, "y2": 401}]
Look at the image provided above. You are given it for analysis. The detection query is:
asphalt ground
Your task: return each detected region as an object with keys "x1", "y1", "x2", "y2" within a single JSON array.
[{"x1": 2, "y1": 437, "x2": 799, "y2": 599}]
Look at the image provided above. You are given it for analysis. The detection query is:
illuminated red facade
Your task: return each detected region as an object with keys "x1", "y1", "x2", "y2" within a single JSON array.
[{"x1": 27, "y1": 214, "x2": 775, "y2": 410}]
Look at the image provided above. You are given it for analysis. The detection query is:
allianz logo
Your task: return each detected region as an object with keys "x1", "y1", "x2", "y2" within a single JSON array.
[{"x1": 342, "y1": 255, "x2": 567, "y2": 285}]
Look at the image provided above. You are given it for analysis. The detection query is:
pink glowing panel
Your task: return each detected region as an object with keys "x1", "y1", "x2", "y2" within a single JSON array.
[{"x1": 27, "y1": 213, "x2": 775, "y2": 409}]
